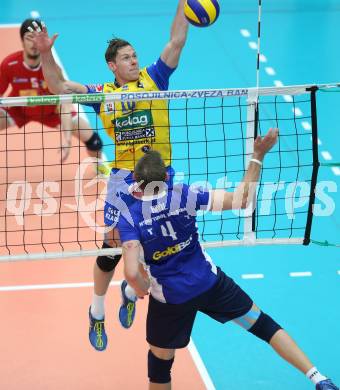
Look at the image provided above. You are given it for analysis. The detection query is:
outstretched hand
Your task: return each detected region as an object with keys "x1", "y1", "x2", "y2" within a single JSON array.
[
  {"x1": 253, "y1": 128, "x2": 279, "y2": 160},
  {"x1": 28, "y1": 21, "x2": 58, "y2": 53}
]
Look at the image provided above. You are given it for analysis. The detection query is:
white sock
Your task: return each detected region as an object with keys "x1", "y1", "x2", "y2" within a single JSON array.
[
  {"x1": 306, "y1": 367, "x2": 327, "y2": 385},
  {"x1": 90, "y1": 293, "x2": 106, "y2": 320},
  {"x1": 124, "y1": 284, "x2": 137, "y2": 302}
]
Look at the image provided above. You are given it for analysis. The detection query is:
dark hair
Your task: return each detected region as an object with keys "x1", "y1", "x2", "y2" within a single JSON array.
[
  {"x1": 20, "y1": 18, "x2": 42, "y2": 40},
  {"x1": 134, "y1": 151, "x2": 167, "y2": 190},
  {"x1": 105, "y1": 38, "x2": 131, "y2": 63}
]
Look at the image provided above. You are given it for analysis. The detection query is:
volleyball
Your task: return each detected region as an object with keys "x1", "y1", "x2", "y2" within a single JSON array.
[{"x1": 184, "y1": 0, "x2": 220, "y2": 27}]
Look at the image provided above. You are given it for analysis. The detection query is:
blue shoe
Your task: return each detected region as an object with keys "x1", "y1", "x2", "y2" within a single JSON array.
[
  {"x1": 88, "y1": 307, "x2": 107, "y2": 351},
  {"x1": 316, "y1": 379, "x2": 339, "y2": 390},
  {"x1": 118, "y1": 280, "x2": 136, "y2": 329}
]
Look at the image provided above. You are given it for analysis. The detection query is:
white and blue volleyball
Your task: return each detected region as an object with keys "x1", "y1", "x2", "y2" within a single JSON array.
[{"x1": 184, "y1": 0, "x2": 220, "y2": 27}]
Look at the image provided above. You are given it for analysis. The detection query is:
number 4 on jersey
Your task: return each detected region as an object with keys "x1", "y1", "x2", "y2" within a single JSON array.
[{"x1": 160, "y1": 221, "x2": 177, "y2": 241}]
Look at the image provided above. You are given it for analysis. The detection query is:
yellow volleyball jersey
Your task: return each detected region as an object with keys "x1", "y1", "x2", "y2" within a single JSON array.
[{"x1": 98, "y1": 67, "x2": 171, "y2": 171}]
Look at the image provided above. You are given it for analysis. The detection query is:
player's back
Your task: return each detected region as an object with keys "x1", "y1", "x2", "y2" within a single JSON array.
[{"x1": 121, "y1": 183, "x2": 218, "y2": 304}]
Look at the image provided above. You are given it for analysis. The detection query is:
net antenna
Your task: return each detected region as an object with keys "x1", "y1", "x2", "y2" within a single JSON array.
[
  {"x1": 256, "y1": 0, "x2": 263, "y2": 95},
  {"x1": 244, "y1": 0, "x2": 263, "y2": 244}
]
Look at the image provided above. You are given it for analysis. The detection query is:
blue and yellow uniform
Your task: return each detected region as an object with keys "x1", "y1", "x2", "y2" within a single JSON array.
[
  {"x1": 85, "y1": 58, "x2": 176, "y2": 227},
  {"x1": 86, "y1": 58, "x2": 174, "y2": 171}
]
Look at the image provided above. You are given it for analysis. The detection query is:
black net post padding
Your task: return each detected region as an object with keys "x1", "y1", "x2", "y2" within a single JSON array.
[
  {"x1": 303, "y1": 86, "x2": 320, "y2": 245},
  {"x1": 251, "y1": 100, "x2": 260, "y2": 235}
]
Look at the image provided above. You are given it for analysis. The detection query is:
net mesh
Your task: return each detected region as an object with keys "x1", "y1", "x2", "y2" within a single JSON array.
[{"x1": 0, "y1": 85, "x2": 318, "y2": 260}]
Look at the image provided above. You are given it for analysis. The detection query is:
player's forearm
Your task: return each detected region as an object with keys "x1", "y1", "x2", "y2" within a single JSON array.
[
  {"x1": 233, "y1": 155, "x2": 262, "y2": 209},
  {"x1": 170, "y1": 0, "x2": 189, "y2": 48},
  {"x1": 125, "y1": 264, "x2": 150, "y2": 297},
  {"x1": 161, "y1": 0, "x2": 189, "y2": 67},
  {"x1": 123, "y1": 241, "x2": 150, "y2": 297},
  {"x1": 40, "y1": 51, "x2": 65, "y2": 94},
  {"x1": 126, "y1": 273, "x2": 150, "y2": 298}
]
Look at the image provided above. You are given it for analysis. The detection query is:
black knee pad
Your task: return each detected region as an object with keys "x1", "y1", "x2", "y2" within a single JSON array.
[
  {"x1": 85, "y1": 132, "x2": 103, "y2": 151},
  {"x1": 248, "y1": 312, "x2": 282, "y2": 343},
  {"x1": 148, "y1": 350, "x2": 174, "y2": 384},
  {"x1": 96, "y1": 242, "x2": 121, "y2": 272}
]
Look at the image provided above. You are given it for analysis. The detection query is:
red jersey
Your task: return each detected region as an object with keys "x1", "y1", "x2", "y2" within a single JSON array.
[{"x1": 0, "y1": 50, "x2": 58, "y2": 119}]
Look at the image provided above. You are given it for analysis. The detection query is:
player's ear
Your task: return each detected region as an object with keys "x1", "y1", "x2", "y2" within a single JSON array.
[{"x1": 107, "y1": 61, "x2": 116, "y2": 72}]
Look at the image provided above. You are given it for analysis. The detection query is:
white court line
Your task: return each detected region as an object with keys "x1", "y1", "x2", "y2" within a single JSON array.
[
  {"x1": 240, "y1": 29, "x2": 251, "y2": 38},
  {"x1": 241, "y1": 274, "x2": 264, "y2": 279},
  {"x1": 265, "y1": 67, "x2": 276, "y2": 76},
  {"x1": 248, "y1": 41, "x2": 258, "y2": 50},
  {"x1": 321, "y1": 151, "x2": 332, "y2": 161},
  {"x1": 0, "y1": 280, "x2": 121, "y2": 292},
  {"x1": 4, "y1": 271, "x2": 340, "y2": 292},
  {"x1": 283, "y1": 95, "x2": 293, "y2": 103},
  {"x1": 293, "y1": 107, "x2": 303, "y2": 116},
  {"x1": 301, "y1": 121, "x2": 312, "y2": 131},
  {"x1": 274, "y1": 80, "x2": 284, "y2": 87},
  {"x1": 0, "y1": 23, "x2": 20, "y2": 28},
  {"x1": 188, "y1": 339, "x2": 216, "y2": 390},
  {"x1": 289, "y1": 272, "x2": 312, "y2": 277},
  {"x1": 332, "y1": 167, "x2": 340, "y2": 176}
]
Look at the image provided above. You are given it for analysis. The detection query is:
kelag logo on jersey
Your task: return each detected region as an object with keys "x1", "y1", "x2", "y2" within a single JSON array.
[
  {"x1": 115, "y1": 110, "x2": 152, "y2": 130},
  {"x1": 114, "y1": 110, "x2": 155, "y2": 142}
]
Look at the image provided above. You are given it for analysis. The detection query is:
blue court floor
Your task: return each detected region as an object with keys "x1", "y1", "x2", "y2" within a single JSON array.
[{"x1": 1, "y1": 1, "x2": 340, "y2": 388}]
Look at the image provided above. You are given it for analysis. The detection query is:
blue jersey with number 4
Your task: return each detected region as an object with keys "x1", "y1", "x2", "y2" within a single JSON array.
[{"x1": 117, "y1": 183, "x2": 218, "y2": 304}]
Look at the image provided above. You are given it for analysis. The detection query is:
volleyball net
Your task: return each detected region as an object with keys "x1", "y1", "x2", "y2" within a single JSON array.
[{"x1": 0, "y1": 83, "x2": 336, "y2": 261}]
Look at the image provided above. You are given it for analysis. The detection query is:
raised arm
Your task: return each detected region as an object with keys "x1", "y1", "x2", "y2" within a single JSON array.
[
  {"x1": 211, "y1": 128, "x2": 279, "y2": 211},
  {"x1": 160, "y1": 0, "x2": 189, "y2": 68},
  {"x1": 29, "y1": 22, "x2": 87, "y2": 95}
]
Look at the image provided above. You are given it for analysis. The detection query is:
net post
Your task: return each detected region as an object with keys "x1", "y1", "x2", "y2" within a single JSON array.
[
  {"x1": 244, "y1": 89, "x2": 258, "y2": 243},
  {"x1": 303, "y1": 86, "x2": 320, "y2": 245}
]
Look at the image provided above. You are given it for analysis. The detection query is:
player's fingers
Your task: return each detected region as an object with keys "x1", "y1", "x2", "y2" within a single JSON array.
[
  {"x1": 254, "y1": 135, "x2": 262, "y2": 145},
  {"x1": 51, "y1": 33, "x2": 59, "y2": 44},
  {"x1": 269, "y1": 128, "x2": 279, "y2": 137},
  {"x1": 32, "y1": 21, "x2": 42, "y2": 32}
]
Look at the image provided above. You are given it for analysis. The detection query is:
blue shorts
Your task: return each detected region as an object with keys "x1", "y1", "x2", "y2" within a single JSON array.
[
  {"x1": 104, "y1": 166, "x2": 175, "y2": 227},
  {"x1": 146, "y1": 267, "x2": 253, "y2": 349}
]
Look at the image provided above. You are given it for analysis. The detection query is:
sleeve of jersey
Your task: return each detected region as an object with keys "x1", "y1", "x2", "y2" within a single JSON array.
[
  {"x1": 81, "y1": 84, "x2": 104, "y2": 114},
  {"x1": 117, "y1": 215, "x2": 141, "y2": 244},
  {"x1": 146, "y1": 58, "x2": 176, "y2": 91},
  {"x1": 187, "y1": 185, "x2": 211, "y2": 211},
  {"x1": 0, "y1": 60, "x2": 10, "y2": 95}
]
